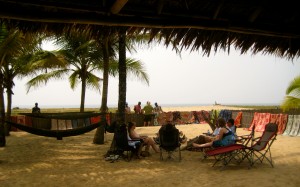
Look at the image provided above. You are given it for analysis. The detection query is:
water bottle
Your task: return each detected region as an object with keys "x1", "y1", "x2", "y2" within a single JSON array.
[{"x1": 207, "y1": 129, "x2": 210, "y2": 135}]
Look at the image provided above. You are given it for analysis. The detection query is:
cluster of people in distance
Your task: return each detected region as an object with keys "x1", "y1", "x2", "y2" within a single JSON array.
[{"x1": 125, "y1": 101, "x2": 163, "y2": 127}]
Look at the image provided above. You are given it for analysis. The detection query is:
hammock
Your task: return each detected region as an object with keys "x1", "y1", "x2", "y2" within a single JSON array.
[{"x1": 6, "y1": 112, "x2": 106, "y2": 140}]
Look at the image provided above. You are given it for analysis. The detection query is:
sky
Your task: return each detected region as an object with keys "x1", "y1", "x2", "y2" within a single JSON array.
[{"x1": 8, "y1": 41, "x2": 300, "y2": 108}]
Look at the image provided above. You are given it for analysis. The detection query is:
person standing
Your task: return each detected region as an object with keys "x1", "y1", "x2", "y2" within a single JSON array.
[
  {"x1": 153, "y1": 102, "x2": 163, "y2": 126},
  {"x1": 133, "y1": 101, "x2": 142, "y2": 114},
  {"x1": 32, "y1": 102, "x2": 41, "y2": 113},
  {"x1": 142, "y1": 101, "x2": 154, "y2": 127},
  {"x1": 125, "y1": 102, "x2": 131, "y2": 114}
]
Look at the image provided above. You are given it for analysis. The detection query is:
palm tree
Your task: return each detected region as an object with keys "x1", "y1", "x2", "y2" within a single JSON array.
[
  {"x1": 92, "y1": 29, "x2": 151, "y2": 144},
  {"x1": 98, "y1": 30, "x2": 150, "y2": 114},
  {"x1": 281, "y1": 75, "x2": 300, "y2": 111},
  {"x1": 0, "y1": 23, "x2": 43, "y2": 139},
  {"x1": 0, "y1": 23, "x2": 16, "y2": 143},
  {"x1": 27, "y1": 31, "x2": 150, "y2": 115},
  {"x1": 26, "y1": 33, "x2": 103, "y2": 112},
  {"x1": 3, "y1": 40, "x2": 48, "y2": 122},
  {"x1": 93, "y1": 57, "x2": 149, "y2": 144},
  {"x1": 0, "y1": 24, "x2": 19, "y2": 139}
]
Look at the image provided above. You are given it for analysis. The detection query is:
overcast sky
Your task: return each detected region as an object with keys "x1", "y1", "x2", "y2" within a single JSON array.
[{"x1": 8, "y1": 41, "x2": 300, "y2": 108}]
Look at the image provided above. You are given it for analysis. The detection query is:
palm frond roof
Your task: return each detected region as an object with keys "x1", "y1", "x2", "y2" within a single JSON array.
[{"x1": 0, "y1": 0, "x2": 299, "y2": 59}]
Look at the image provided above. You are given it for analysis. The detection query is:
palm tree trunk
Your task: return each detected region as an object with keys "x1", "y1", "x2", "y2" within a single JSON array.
[
  {"x1": 118, "y1": 28, "x2": 127, "y2": 123},
  {"x1": 0, "y1": 73, "x2": 6, "y2": 147},
  {"x1": 103, "y1": 28, "x2": 127, "y2": 155},
  {"x1": 93, "y1": 38, "x2": 110, "y2": 144},
  {"x1": 100, "y1": 39, "x2": 109, "y2": 113},
  {"x1": 5, "y1": 87, "x2": 12, "y2": 136},
  {"x1": 80, "y1": 74, "x2": 87, "y2": 112}
]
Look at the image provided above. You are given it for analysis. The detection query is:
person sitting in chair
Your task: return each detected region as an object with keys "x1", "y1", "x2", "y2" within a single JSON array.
[
  {"x1": 128, "y1": 122, "x2": 160, "y2": 154},
  {"x1": 181, "y1": 123, "x2": 220, "y2": 151},
  {"x1": 153, "y1": 121, "x2": 187, "y2": 144},
  {"x1": 32, "y1": 102, "x2": 41, "y2": 113},
  {"x1": 192, "y1": 118, "x2": 235, "y2": 149},
  {"x1": 226, "y1": 118, "x2": 237, "y2": 139}
]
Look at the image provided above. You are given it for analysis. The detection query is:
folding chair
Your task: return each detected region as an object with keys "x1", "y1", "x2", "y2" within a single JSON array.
[
  {"x1": 204, "y1": 123, "x2": 278, "y2": 168},
  {"x1": 203, "y1": 125, "x2": 254, "y2": 168},
  {"x1": 204, "y1": 144, "x2": 245, "y2": 167},
  {"x1": 113, "y1": 124, "x2": 143, "y2": 162},
  {"x1": 244, "y1": 123, "x2": 278, "y2": 167},
  {"x1": 236, "y1": 124, "x2": 255, "y2": 146},
  {"x1": 159, "y1": 123, "x2": 181, "y2": 161}
]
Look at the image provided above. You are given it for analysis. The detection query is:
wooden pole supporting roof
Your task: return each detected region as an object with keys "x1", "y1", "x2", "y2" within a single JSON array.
[{"x1": 111, "y1": 0, "x2": 129, "y2": 14}]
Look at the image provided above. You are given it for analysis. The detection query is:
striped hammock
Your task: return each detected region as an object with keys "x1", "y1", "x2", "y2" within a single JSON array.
[{"x1": 6, "y1": 112, "x2": 108, "y2": 140}]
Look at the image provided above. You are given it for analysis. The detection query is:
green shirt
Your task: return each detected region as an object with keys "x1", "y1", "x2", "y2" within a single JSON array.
[{"x1": 143, "y1": 104, "x2": 153, "y2": 115}]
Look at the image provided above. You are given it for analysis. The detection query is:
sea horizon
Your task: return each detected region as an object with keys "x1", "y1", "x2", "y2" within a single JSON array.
[{"x1": 12, "y1": 102, "x2": 280, "y2": 109}]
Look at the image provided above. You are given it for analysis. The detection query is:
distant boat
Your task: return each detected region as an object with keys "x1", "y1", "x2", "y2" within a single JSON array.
[{"x1": 214, "y1": 101, "x2": 221, "y2": 105}]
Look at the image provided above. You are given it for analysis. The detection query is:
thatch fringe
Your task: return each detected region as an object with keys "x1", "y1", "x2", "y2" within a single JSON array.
[{"x1": 1, "y1": 19, "x2": 299, "y2": 59}]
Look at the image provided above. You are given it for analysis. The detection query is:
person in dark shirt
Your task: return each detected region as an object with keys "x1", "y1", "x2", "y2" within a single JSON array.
[
  {"x1": 32, "y1": 102, "x2": 41, "y2": 113},
  {"x1": 133, "y1": 101, "x2": 142, "y2": 114}
]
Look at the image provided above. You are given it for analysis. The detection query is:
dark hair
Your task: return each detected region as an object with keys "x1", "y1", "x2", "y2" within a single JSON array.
[
  {"x1": 217, "y1": 118, "x2": 226, "y2": 127},
  {"x1": 127, "y1": 122, "x2": 135, "y2": 133},
  {"x1": 227, "y1": 118, "x2": 234, "y2": 125}
]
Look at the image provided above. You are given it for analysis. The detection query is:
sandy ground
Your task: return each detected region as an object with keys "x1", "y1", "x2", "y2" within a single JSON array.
[
  {"x1": 1, "y1": 106, "x2": 300, "y2": 187},
  {"x1": 161, "y1": 105, "x2": 253, "y2": 112}
]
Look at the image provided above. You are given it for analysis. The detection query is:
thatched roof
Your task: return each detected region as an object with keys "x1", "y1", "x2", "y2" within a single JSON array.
[{"x1": 0, "y1": 0, "x2": 299, "y2": 59}]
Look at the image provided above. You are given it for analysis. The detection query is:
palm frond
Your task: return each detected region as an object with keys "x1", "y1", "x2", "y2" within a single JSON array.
[
  {"x1": 281, "y1": 75, "x2": 300, "y2": 111},
  {"x1": 281, "y1": 95, "x2": 300, "y2": 111},
  {"x1": 108, "y1": 58, "x2": 149, "y2": 85},
  {"x1": 286, "y1": 76, "x2": 300, "y2": 95},
  {"x1": 26, "y1": 69, "x2": 70, "y2": 93},
  {"x1": 29, "y1": 50, "x2": 68, "y2": 70},
  {"x1": 125, "y1": 58, "x2": 149, "y2": 85},
  {"x1": 86, "y1": 72, "x2": 102, "y2": 91},
  {"x1": 69, "y1": 71, "x2": 80, "y2": 89}
]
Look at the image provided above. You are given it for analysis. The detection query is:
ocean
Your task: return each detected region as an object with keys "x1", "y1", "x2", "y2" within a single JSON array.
[{"x1": 13, "y1": 103, "x2": 280, "y2": 109}]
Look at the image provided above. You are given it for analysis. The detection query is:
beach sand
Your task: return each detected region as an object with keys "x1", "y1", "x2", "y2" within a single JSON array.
[
  {"x1": 1, "y1": 106, "x2": 300, "y2": 187},
  {"x1": 161, "y1": 105, "x2": 253, "y2": 112}
]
